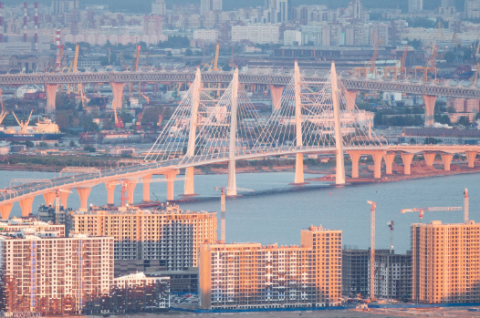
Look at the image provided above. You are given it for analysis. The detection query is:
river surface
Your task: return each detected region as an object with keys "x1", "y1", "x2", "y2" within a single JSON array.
[{"x1": 2, "y1": 170, "x2": 478, "y2": 254}]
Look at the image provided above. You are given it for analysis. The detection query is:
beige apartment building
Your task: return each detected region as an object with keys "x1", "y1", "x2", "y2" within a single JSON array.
[
  {"x1": 199, "y1": 226, "x2": 342, "y2": 309},
  {"x1": 412, "y1": 220, "x2": 480, "y2": 304},
  {"x1": 73, "y1": 204, "x2": 217, "y2": 274}
]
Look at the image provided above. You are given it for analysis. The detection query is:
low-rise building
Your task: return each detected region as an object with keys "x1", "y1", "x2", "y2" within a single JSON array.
[{"x1": 199, "y1": 226, "x2": 342, "y2": 309}]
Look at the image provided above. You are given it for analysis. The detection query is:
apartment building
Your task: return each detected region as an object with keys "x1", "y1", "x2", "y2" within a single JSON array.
[
  {"x1": 199, "y1": 226, "x2": 342, "y2": 309},
  {"x1": 112, "y1": 272, "x2": 170, "y2": 312},
  {"x1": 200, "y1": 0, "x2": 222, "y2": 16},
  {"x1": 231, "y1": 24, "x2": 280, "y2": 44},
  {"x1": 412, "y1": 221, "x2": 480, "y2": 303},
  {"x1": 151, "y1": 0, "x2": 166, "y2": 15},
  {"x1": 0, "y1": 232, "x2": 114, "y2": 315},
  {"x1": 73, "y1": 204, "x2": 217, "y2": 275},
  {"x1": 0, "y1": 218, "x2": 65, "y2": 237},
  {"x1": 408, "y1": 0, "x2": 423, "y2": 13},
  {"x1": 342, "y1": 248, "x2": 369, "y2": 297}
]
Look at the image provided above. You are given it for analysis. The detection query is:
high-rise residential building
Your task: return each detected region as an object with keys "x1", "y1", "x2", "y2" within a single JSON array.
[
  {"x1": 465, "y1": 0, "x2": 480, "y2": 19},
  {"x1": 412, "y1": 220, "x2": 480, "y2": 304},
  {"x1": 408, "y1": 0, "x2": 423, "y2": 13},
  {"x1": 441, "y1": 0, "x2": 455, "y2": 7},
  {"x1": 151, "y1": 0, "x2": 166, "y2": 15},
  {"x1": 0, "y1": 231, "x2": 114, "y2": 315},
  {"x1": 342, "y1": 248, "x2": 369, "y2": 297},
  {"x1": 73, "y1": 204, "x2": 217, "y2": 275},
  {"x1": 200, "y1": 0, "x2": 222, "y2": 16},
  {"x1": 199, "y1": 226, "x2": 342, "y2": 309},
  {"x1": 231, "y1": 24, "x2": 280, "y2": 44},
  {"x1": 52, "y1": 0, "x2": 80, "y2": 14},
  {"x1": 346, "y1": 0, "x2": 365, "y2": 21}
]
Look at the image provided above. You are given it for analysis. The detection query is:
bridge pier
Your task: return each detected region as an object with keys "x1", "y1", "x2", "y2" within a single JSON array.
[
  {"x1": 142, "y1": 174, "x2": 152, "y2": 202},
  {"x1": 76, "y1": 187, "x2": 91, "y2": 211},
  {"x1": 270, "y1": 85, "x2": 284, "y2": 111},
  {"x1": 465, "y1": 151, "x2": 477, "y2": 168},
  {"x1": 164, "y1": 170, "x2": 178, "y2": 201},
  {"x1": 347, "y1": 151, "x2": 361, "y2": 179},
  {"x1": 291, "y1": 153, "x2": 307, "y2": 185},
  {"x1": 440, "y1": 153, "x2": 454, "y2": 171},
  {"x1": 423, "y1": 95, "x2": 437, "y2": 127},
  {"x1": 400, "y1": 153, "x2": 414, "y2": 175},
  {"x1": 42, "y1": 192, "x2": 56, "y2": 206},
  {"x1": 127, "y1": 180, "x2": 137, "y2": 204},
  {"x1": 182, "y1": 167, "x2": 198, "y2": 196},
  {"x1": 385, "y1": 153, "x2": 396, "y2": 175},
  {"x1": 19, "y1": 197, "x2": 35, "y2": 217},
  {"x1": 105, "y1": 181, "x2": 117, "y2": 205},
  {"x1": 45, "y1": 84, "x2": 58, "y2": 113},
  {"x1": 423, "y1": 153, "x2": 436, "y2": 166},
  {"x1": 371, "y1": 151, "x2": 385, "y2": 179},
  {"x1": 345, "y1": 90, "x2": 358, "y2": 111},
  {"x1": 111, "y1": 82, "x2": 126, "y2": 110},
  {"x1": 0, "y1": 204, "x2": 13, "y2": 219},
  {"x1": 60, "y1": 188, "x2": 70, "y2": 208}
]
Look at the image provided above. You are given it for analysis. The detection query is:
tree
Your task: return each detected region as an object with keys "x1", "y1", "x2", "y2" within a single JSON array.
[
  {"x1": 167, "y1": 51, "x2": 172, "y2": 57},
  {"x1": 83, "y1": 145, "x2": 96, "y2": 152},
  {"x1": 458, "y1": 116, "x2": 470, "y2": 126},
  {"x1": 185, "y1": 48, "x2": 193, "y2": 56},
  {"x1": 69, "y1": 140, "x2": 76, "y2": 147},
  {"x1": 25, "y1": 140, "x2": 34, "y2": 148},
  {"x1": 447, "y1": 106, "x2": 456, "y2": 113}
]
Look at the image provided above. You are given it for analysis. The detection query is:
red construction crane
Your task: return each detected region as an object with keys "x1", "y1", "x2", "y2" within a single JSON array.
[
  {"x1": 367, "y1": 200, "x2": 376, "y2": 301},
  {"x1": 387, "y1": 221, "x2": 394, "y2": 253}
]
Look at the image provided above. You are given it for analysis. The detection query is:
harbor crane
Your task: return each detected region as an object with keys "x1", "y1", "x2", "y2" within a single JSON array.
[{"x1": 367, "y1": 200, "x2": 376, "y2": 301}]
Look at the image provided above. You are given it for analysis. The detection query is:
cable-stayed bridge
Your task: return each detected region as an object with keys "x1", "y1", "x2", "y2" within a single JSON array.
[{"x1": 0, "y1": 62, "x2": 480, "y2": 219}]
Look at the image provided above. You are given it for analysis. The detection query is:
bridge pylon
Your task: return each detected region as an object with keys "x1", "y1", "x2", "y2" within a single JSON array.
[
  {"x1": 331, "y1": 62, "x2": 345, "y2": 185},
  {"x1": 227, "y1": 68, "x2": 239, "y2": 196}
]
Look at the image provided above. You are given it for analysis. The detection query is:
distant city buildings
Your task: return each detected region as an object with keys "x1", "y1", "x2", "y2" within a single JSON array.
[
  {"x1": 408, "y1": 0, "x2": 423, "y2": 13},
  {"x1": 201, "y1": 0, "x2": 223, "y2": 16},
  {"x1": 412, "y1": 221, "x2": 480, "y2": 304},
  {"x1": 51, "y1": 0, "x2": 79, "y2": 14},
  {"x1": 231, "y1": 24, "x2": 280, "y2": 44},
  {"x1": 465, "y1": 0, "x2": 480, "y2": 19},
  {"x1": 151, "y1": 0, "x2": 166, "y2": 15},
  {"x1": 199, "y1": 226, "x2": 342, "y2": 309}
]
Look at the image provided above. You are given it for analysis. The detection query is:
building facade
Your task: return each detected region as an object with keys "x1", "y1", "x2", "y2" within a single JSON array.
[
  {"x1": 73, "y1": 205, "x2": 217, "y2": 275},
  {"x1": 199, "y1": 226, "x2": 342, "y2": 309},
  {"x1": 231, "y1": 24, "x2": 280, "y2": 44},
  {"x1": 412, "y1": 221, "x2": 480, "y2": 303}
]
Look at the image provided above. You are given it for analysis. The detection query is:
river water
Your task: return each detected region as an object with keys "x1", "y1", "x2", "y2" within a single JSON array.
[{"x1": 2, "y1": 170, "x2": 478, "y2": 254}]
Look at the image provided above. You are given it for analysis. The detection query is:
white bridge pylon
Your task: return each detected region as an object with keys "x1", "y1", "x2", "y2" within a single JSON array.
[{"x1": 145, "y1": 62, "x2": 386, "y2": 197}]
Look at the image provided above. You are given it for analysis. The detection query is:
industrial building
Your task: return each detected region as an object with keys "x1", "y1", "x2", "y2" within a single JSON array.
[
  {"x1": 73, "y1": 204, "x2": 217, "y2": 276},
  {"x1": 412, "y1": 220, "x2": 480, "y2": 304},
  {"x1": 199, "y1": 226, "x2": 342, "y2": 310},
  {"x1": 0, "y1": 230, "x2": 114, "y2": 315},
  {"x1": 112, "y1": 272, "x2": 170, "y2": 312},
  {"x1": 342, "y1": 248, "x2": 412, "y2": 300}
]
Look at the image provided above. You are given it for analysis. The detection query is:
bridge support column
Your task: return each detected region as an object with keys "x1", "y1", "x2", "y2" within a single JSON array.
[
  {"x1": 45, "y1": 84, "x2": 58, "y2": 113},
  {"x1": 42, "y1": 192, "x2": 56, "y2": 206},
  {"x1": 60, "y1": 189, "x2": 70, "y2": 208},
  {"x1": 400, "y1": 153, "x2": 414, "y2": 175},
  {"x1": 441, "y1": 153, "x2": 454, "y2": 171},
  {"x1": 19, "y1": 197, "x2": 35, "y2": 217},
  {"x1": 348, "y1": 151, "x2": 361, "y2": 179},
  {"x1": 270, "y1": 85, "x2": 284, "y2": 111},
  {"x1": 331, "y1": 62, "x2": 345, "y2": 184},
  {"x1": 371, "y1": 151, "x2": 385, "y2": 179},
  {"x1": 0, "y1": 204, "x2": 13, "y2": 220},
  {"x1": 164, "y1": 170, "x2": 178, "y2": 201},
  {"x1": 76, "y1": 187, "x2": 91, "y2": 211},
  {"x1": 345, "y1": 90, "x2": 358, "y2": 111},
  {"x1": 423, "y1": 153, "x2": 436, "y2": 166},
  {"x1": 385, "y1": 153, "x2": 396, "y2": 175},
  {"x1": 423, "y1": 95, "x2": 437, "y2": 127},
  {"x1": 105, "y1": 181, "x2": 117, "y2": 205},
  {"x1": 127, "y1": 180, "x2": 137, "y2": 204},
  {"x1": 465, "y1": 151, "x2": 477, "y2": 168},
  {"x1": 111, "y1": 82, "x2": 126, "y2": 110},
  {"x1": 292, "y1": 153, "x2": 307, "y2": 184},
  {"x1": 142, "y1": 174, "x2": 152, "y2": 202},
  {"x1": 227, "y1": 68, "x2": 239, "y2": 196},
  {"x1": 183, "y1": 167, "x2": 199, "y2": 196}
]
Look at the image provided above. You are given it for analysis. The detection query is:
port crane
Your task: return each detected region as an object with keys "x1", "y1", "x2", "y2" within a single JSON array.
[
  {"x1": 0, "y1": 88, "x2": 8, "y2": 125},
  {"x1": 12, "y1": 110, "x2": 33, "y2": 133},
  {"x1": 355, "y1": 30, "x2": 382, "y2": 79},
  {"x1": 367, "y1": 200, "x2": 376, "y2": 301},
  {"x1": 401, "y1": 188, "x2": 468, "y2": 223}
]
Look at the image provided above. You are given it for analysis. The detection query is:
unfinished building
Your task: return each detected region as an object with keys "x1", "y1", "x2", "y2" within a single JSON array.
[{"x1": 199, "y1": 226, "x2": 342, "y2": 310}]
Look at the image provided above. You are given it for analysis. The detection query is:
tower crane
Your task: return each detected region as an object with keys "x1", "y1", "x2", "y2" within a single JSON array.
[
  {"x1": 401, "y1": 206, "x2": 462, "y2": 222},
  {"x1": 464, "y1": 188, "x2": 469, "y2": 224},
  {"x1": 415, "y1": 22, "x2": 443, "y2": 82},
  {"x1": 367, "y1": 200, "x2": 376, "y2": 301},
  {"x1": 387, "y1": 221, "x2": 394, "y2": 253},
  {"x1": 384, "y1": 45, "x2": 408, "y2": 80}
]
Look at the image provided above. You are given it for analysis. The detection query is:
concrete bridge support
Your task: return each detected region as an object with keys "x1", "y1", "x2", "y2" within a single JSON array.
[
  {"x1": 111, "y1": 82, "x2": 126, "y2": 110},
  {"x1": 400, "y1": 153, "x2": 414, "y2": 175},
  {"x1": 60, "y1": 189, "x2": 70, "y2": 208},
  {"x1": 371, "y1": 151, "x2": 385, "y2": 179},
  {"x1": 292, "y1": 153, "x2": 306, "y2": 184},
  {"x1": 76, "y1": 187, "x2": 91, "y2": 211},
  {"x1": 127, "y1": 180, "x2": 137, "y2": 204},
  {"x1": 423, "y1": 95, "x2": 437, "y2": 127},
  {"x1": 42, "y1": 192, "x2": 56, "y2": 206},
  {"x1": 164, "y1": 170, "x2": 178, "y2": 201},
  {"x1": 183, "y1": 167, "x2": 197, "y2": 196},
  {"x1": 385, "y1": 153, "x2": 396, "y2": 175},
  {"x1": 441, "y1": 153, "x2": 454, "y2": 171},
  {"x1": 345, "y1": 90, "x2": 358, "y2": 111},
  {"x1": 270, "y1": 85, "x2": 284, "y2": 111},
  {"x1": 19, "y1": 197, "x2": 35, "y2": 217},
  {"x1": 227, "y1": 68, "x2": 239, "y2": 196},
  {"x1": 348, "y1": 151, "x2": 361, "y2": 179},
  {"x1": 0, "y1": 204, "x2": 12, "y2": 219},
  {"x1": 105, "y1": 181, "x2": 117, "y2": 205},
  {"x1": 45, "y1": 84, "x2": 58, "y2": 113},
  {"x1": 142, "y1": 174, "x2": 152, "y2": 202},
  {"x1": 331, "y1": 62, "x2": 345, "y2": 185},
  {"x1": 423, "y1": 153, "x2": 436, "y2": 166},
  {"x1": 465, "y1": 151, "x2": 477, "y2": 168}
]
